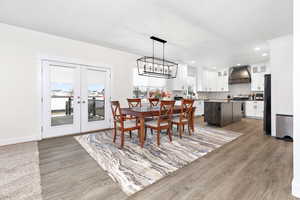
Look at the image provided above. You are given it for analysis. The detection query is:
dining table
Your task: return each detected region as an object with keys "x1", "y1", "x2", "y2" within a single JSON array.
[{"x1": 121, "y1": 106, "x2": 196, "y2": 148}]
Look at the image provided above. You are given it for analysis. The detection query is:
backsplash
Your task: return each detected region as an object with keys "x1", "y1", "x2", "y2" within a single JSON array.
[{"x1": 198, "y1": 83, "x2": 260, "y2": 99}]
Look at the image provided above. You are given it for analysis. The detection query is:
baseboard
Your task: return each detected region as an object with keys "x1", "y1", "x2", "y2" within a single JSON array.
[
  {"x1": 292, "y1": 179, "x2": 300, "y2": 198},
  {"x1": 0, "y1": 135, "x2": 41, "y2": 147},
  {"x1": 245, "y1": 116, "x2": 263, "y2": 120}
]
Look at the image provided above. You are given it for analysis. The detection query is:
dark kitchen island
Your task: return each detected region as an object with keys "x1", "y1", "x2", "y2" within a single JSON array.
[{"x1": 204, "y1": 101, "x2": 242, "y2": 127}]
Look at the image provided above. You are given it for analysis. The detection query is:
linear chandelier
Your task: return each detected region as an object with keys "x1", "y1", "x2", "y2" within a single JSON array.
[{"x1": 137, "y1": 36, "x2": 178, "y2": 79}]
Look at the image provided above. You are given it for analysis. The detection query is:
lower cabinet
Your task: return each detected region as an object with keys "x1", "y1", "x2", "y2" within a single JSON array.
[
  {"x1": 204, "y1": 101, "x2": 242, "y2": 127},
  {"x1": 245, "y1": 101, "x2": 264, "y2": 119}
]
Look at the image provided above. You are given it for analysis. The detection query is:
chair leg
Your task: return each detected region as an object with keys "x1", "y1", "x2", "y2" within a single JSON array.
[
  {"x1": 144, "y1": 128, "x2": 147, "y2": 141},
  {"x1": 129, "y1": 131, "x2": 132, "y2": 138},
  {"x1": 151, "y1": 129, "x2": 153, "y2": 135},
  {"x1": 157, "y1": 129, "x2": 160, "y2": 146},
  {"x1": 120, "y1": 130, "x2": 125, "y2": 148},
  {"x1": 188, "y1": 124, "x2": 192, "y2": 135},
  {"x1": 167, "y1": 127, "x2": 172, "y2": 142},
  {"x1": 179, "y1": 124, "x2": 183, "y2": 139},
  {"x1": 113, "y1": 122, "x2": 117, "y2": 143}
]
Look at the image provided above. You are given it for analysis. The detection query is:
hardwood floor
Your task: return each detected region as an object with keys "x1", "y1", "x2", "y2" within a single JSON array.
[
  {"x1": 38, "y1": 136, "x2": 127, "y2": 200},
  {"x1": 38, "y1": 118, "x2": 296, "y2": 200}
]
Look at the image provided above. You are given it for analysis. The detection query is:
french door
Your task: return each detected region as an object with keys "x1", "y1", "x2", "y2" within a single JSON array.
[{"x1": 42, "y1": 60, "x2": 111, "y2": 138}]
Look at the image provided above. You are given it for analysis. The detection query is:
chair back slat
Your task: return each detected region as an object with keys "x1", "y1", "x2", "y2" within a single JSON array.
[
  {"x1": 111, "y1": 101, "x2": 123, "y2": 122},
  {"x1": 180, "y1": 99, "x2": 194, "y2": 121},
  {"x1": 127, "y1": 98, "x2": 142, "y2": 108},
  {"x1": 158, "y1": 100, "x2": 175, "y2": 124},
  {"x1": 148, "y1": 98, "x2": 160, "y2": 107}
]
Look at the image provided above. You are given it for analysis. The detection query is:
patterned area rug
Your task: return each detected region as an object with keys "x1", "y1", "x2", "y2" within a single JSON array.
[
  {"x1": 0, "y1": 142, "x2": 42, "y2": 200},
  {"x1": 75, "y1": 127, "x2": 242, "y2": 196}
]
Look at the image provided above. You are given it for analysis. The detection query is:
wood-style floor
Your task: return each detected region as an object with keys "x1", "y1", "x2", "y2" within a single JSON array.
[{"x1": 38, "y1": 118, "x2": 296, "y2": 200}]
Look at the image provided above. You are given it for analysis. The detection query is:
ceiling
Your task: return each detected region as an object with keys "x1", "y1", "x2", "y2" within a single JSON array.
[{"x1": 0, "y1": 0, "x2": 293, "y2": 69}]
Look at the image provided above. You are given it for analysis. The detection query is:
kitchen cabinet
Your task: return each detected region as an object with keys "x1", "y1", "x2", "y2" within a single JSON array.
[
  {"x1": 198, "y1": 69, "x2": 217, "y2": 92},
  {"x1": 251, "y1": 64, "x2": 268, "y2": 91},
  {"x1": 197, "y1": 67, "x2": 204, "y2": 91},
  {"x1": 169, "y1": 64, "x2": 188, "y2": 90},
  {"x1": 207, "y1": 70, "x2": 217, "y2": 91},
  {"x1": 204, "y1": 101, "x2": 242, "y2": 127},
  {"x1": 217, "y1": 69, "x2": 229, "y2": 92},
  {"x1": 195, "y1": 100, "x2": 204, "y2": 116},
  {"x1": 198, "y1": 67, "x2": 229, "y2": 92},
  {"x1": 200, "y1": 69, "x2": 209, "y2": 92},
  {"x1": 245, "y1": 101, "x2": 264, "y2": 119},
  {"x1": 257, "y1": 101, "x2": 264, "y2": 118}
]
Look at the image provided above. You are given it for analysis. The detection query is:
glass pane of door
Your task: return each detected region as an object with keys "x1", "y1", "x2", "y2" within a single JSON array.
[
  {"x1": 50, "y1": 66, "x2": 75, "y2": 126},
  {"x1": 87, "y1": 69, "x2": 106, "y2": 122}
]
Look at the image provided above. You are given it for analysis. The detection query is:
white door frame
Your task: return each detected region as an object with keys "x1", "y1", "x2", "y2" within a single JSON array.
[
  {"x1": 42, "y1": 60, "x2": 81, "y2": 138},
  {"x1": 40, "y1": 57, "x2": 112, "y2": 139},
  {"x1": 80, "y1": 66, "x2": 111, "y2": 132}
]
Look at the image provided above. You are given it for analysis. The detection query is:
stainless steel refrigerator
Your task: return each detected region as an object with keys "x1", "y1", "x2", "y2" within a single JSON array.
[{"x1": 264, "y1": 74, "x2": 271, "y2": 135}]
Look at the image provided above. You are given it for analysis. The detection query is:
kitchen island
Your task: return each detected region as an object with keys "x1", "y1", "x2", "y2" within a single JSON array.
[{"x1": 204, "y1": 101, "x2": 242, "y2": 127}]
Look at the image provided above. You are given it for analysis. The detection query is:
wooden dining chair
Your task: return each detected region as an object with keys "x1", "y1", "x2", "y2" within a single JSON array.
[
  {"x1": 111, "y1": 101, "x2": 140, "y2": 148},
  {"x1": 145, "y1": 100, "x2": 175, "y2": 146},
  {"x1": 127, "y1": 98, "x2": 142, "y2": 108},
  {"x1": 172, "y1": 99, "x2": 194, "y2": 138},
  {"x1": 127, "y1": 98, "x2": 142, "y2": 120},
  {"x1": 147, "y1": 98, "x2": 160, "y2": 123},
  {"x1": 148, "y1": 98, "x2": 160, "y2": 107}
]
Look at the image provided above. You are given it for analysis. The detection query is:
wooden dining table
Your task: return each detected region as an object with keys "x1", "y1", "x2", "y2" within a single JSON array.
[{"x1": 121, "y1": 106, "x2": 195, "y2": 148}]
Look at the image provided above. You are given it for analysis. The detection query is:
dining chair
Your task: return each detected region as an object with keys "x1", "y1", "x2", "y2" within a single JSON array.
[
  {"x1": 127, "y1": 98, "x2": 142, "y2": 120},
  {"x1": 145, "y1": 100, "x2": 175, "y2": 146},
  {"x1": 111, "y1": 101, "x2": 140, "y2": 148},
  {"x1": 172, "y1": 99, "x2": 194, "y2": 138},
  {"x1": 147, "y1": 98, "x2": 160, "y2": 124},
  {"x1": 127, "y1": 98, "x2": 142, "y2": 108},
  {"x1": 148, "y1": 98, "x2": 160, "y2": 107}
]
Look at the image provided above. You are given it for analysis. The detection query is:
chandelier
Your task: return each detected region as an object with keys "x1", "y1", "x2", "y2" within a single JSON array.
[{"x1": 137, "y1": 36, "x2": 178, "y2": 79}]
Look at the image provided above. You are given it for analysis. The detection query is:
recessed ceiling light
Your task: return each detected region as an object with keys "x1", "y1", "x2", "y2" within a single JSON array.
[
  {"x1": 237, "y1": 63, "x2": 241, "y2": 66},
  {"x1": 262, "y1": 53, "x2": 268, "y2": 57},
  {"x1": 212, "y1": 67, "x2": 217, "y2": 69},
  {"x1": 190, "y1": 60, "x2": 196, "y2": 64},
  {"x1": 254, "y1": 47, "x2": 261, "y2": 51}
]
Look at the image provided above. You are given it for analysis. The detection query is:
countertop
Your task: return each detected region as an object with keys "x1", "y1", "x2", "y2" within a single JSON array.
[
  {"x1": 204, "y1": 99, "x2": 263, "y2": 103},
  {"x1": 172, "y1": 98, "x2": 264, "y2": 102}
]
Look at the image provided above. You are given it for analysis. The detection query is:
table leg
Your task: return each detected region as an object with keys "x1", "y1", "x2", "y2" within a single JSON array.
[{"x1": 139, "y1": 117, "x2": 145, "y2": 148}]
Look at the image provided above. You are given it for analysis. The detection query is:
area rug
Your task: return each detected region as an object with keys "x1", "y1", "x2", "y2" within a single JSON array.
[
  {"x1": 75, "y1": 127, "x2": 242, "y2": 196},
  {"x1": 0, "y1": 142, "x2": 42, "y2": 200}
]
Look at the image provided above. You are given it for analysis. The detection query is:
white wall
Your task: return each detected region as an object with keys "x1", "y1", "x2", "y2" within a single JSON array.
[
  {"x1": 0, "y1": 23, "x2": 139, "y2": 146},
  {"x1": 293, "y1": 1, "x2": 299, "y2": 196},
  {"x1": 293, "y1": 38, "x2": 300, "y2": 197},
  {"x1": 269, "y1": 35, "x2": 293, "y2": 136}
]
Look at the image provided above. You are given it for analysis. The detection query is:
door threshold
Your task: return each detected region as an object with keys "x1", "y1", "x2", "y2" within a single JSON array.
[{"x1": 42, "y1": 128, "x2": 113, "y2": 141}]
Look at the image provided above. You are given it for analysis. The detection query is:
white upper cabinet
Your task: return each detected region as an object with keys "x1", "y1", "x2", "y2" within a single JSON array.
[
  {"x1": 170, "y1": 64, "x2": 188, "y2": 90},
  {"x1": 251, "y1": 63, "x2": 269, "y2": 91},
  {"x1": 216, "y1": 69, "x2": 229, "y2": 92},
  {"x1": 206, "y1": 70, "x2": 217, "y2": 91},
  {"x1": 198, "y1": 67, "x2": 228, "y2": 92},
  {"x1": 197, "y1": 67, "x2": 204, "y2": 91}
]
